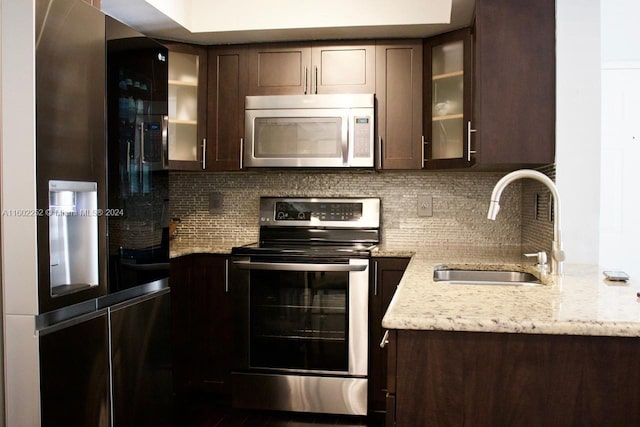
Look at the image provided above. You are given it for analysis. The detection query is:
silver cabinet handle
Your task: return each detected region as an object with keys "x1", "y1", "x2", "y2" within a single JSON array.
[
  {"x1": 467, "y1": 120, "x2": 477, "y2": 162},
  {"x1": 202, "y1": 138, "x2": 207, "y2": 170},
  {"x1": 239, "y1": 137, "x2": 244, "y2": 170},
  {"x1": 373, "y1": 260, "x2": 379, "y2": 296},
  {"x1": 380, "y1": 330, "x2": 390, "y2": 348},
  {"x1": 378, "y1": 136, "x2": 383, "y2": 169},
  {"x1": 233, "y1": 260, "x2": 366, "y2": 272},
  {"x1": 224, "y1": 258, "x2": 229, "y2": 293},
  {"x1": 421, "y1": 135, "x2": 426, "y2": 168},
  {"x1": 314, "y1": 66, "x2": 318, "y2": 94},
  {"x1": 304, "y1": 67, "x2": 308, "y2": 95}
]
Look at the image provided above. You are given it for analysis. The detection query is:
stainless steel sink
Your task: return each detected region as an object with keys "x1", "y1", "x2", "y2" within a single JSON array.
[{"x1": 433, "y1": 269, "x2": 541, "y2": 286}]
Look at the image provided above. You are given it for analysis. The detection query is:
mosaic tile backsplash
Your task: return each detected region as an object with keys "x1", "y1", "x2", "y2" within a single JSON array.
[{"x1": 169, "y1": 170, "x2": 534, "y2": 250}]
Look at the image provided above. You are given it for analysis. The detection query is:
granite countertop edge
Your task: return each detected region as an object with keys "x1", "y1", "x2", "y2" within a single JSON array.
[
  {"x1": 381, "y1": 249, "x2": 640, "y2": 338},
  {"x1": 170, "y1": 241, "x2": 640, "y2": 337}
]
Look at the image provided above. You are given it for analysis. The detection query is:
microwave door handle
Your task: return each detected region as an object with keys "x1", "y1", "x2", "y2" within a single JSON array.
[
  {"x1": 232, "y1": 260, "x2": 366, "y2": 272},
  {"x1": 343, "y1": 114, "x2": 350, "y2": 166}
]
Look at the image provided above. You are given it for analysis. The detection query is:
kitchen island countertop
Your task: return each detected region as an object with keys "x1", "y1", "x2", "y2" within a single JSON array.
[{"x1": 380, "y1": 245, "x2": 640, "y2": 337}]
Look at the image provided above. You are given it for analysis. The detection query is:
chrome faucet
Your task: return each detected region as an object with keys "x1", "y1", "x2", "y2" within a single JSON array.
[{"x1": 487, "y1": 169, "x2": 565, "y2": 275}]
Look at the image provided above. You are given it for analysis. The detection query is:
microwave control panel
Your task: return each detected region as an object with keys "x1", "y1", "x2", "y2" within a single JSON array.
[{"x1": 353, "y1": 116, "x2": 372, "y2": 158}]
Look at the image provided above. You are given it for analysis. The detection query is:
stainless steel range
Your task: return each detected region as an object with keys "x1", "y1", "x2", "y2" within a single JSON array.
[{"x1": 230, "y1": 197, "x2": 381, "y2": 416}]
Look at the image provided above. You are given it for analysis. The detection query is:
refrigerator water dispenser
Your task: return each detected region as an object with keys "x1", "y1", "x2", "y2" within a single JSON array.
[{"x1": 49, "y1": 180, "x2": 99, "y2": 297}]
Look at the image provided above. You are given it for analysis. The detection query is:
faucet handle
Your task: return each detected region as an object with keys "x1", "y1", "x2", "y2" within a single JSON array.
[{"x1": 524, "y1": 251, "x2": 548, "y2": 266}]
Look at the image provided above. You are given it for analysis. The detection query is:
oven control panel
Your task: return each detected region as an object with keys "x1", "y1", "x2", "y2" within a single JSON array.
[
  {"x1": 274, "y1": 201, "x2": 362, "y2": 222},
  {"x1": 259, "y1": 197, "x2": 380, "y2": 228}
]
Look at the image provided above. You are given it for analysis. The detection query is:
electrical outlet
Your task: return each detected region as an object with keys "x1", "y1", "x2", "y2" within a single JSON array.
[
  {"x1": 209, "y1": 192, "x2": 223, "y2": 214},
  {"x1": 417, "y1": 195, "x2": 433, "y2": 217}
]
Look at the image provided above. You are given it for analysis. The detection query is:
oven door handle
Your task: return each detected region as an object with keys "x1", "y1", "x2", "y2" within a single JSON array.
[{"x1": 232, "y1": 260, "x2": 367, "y2": 272}]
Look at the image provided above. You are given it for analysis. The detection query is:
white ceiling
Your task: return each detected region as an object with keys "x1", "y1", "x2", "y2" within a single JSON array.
[{"x1": 101, "y1": 0, "x2": 475, "y2": 45}]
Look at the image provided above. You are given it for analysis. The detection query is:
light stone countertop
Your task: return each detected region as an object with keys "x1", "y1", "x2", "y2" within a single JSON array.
[
  {"x1": 171, "y1": 241, "x2": 640, "y2": 337},
  {"x1": 381, "y1": 246, "x2": 640, "y2": 337}
]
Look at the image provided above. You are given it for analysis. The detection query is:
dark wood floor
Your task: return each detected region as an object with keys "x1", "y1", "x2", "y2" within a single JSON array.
[{"x1": 174, "y1": 394, "x2": 383, "y2": 427}]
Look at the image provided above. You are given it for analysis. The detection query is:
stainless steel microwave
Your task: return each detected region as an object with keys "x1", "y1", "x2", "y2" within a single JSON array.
[{"x1": 243, "y1": 94, "x2": 374, "y2": 168}]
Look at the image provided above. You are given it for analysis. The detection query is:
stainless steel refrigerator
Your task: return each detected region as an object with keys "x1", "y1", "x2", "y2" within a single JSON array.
[{"x1": 35, "y1": 1, "x2": 172, "y2": 425}]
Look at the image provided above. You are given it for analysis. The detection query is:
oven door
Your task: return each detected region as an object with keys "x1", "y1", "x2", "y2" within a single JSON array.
[{"x1": 231, "y1": 257, "x2": 369, "y2": 377}]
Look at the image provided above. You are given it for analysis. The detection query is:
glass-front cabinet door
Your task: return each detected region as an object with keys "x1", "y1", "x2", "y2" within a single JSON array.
[
  {"x1": 423, "y1": 28, "x2": 473, "y2": 169},
  {"x1": 166, "y1": 43, "x2": 207, "y2": 170}
]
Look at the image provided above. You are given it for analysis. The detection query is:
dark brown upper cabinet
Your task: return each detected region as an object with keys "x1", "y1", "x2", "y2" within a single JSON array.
[
  {"x1": 423, "y1": 28, "x2": 474, "y2": 170},
  {"x1": 473, "y1": 0, "x2": 556, "y2": 168},
  {"x1": 375, "y1": 40, "x2": 423, "y2": 170},
  {"x1": 165, "y1": 42, "x2": 208, "y2": 171},
  {"x1": 206, "y1": 45, "x2": 248, "y2": 171},
  {"x1": 247, "y1": 41, "x2": 375, "y2": 95}
]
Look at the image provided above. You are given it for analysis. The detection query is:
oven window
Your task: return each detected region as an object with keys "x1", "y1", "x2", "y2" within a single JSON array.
[
  {"x1": 254, "y1": 117, "x2": 343, "y2": 158},
  {"x1": 249, "y1": 269, "x2": 348, "y2": 372}
]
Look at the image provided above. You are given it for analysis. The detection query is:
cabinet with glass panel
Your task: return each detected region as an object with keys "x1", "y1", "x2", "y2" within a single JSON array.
[
  {"x1": 423, "y1": 28, "x2": 473, "y2": 169},
  {"x1": 165, "y1": 43, "x2": 208, "y2": 170}
]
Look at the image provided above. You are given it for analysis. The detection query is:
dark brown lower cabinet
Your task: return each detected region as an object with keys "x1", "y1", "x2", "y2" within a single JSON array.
[
  {"x1": 369, "y1": 257, "x2": 410, "y2": 416},
  {"x1": 386, "y1": 330, "x2": 640, "y2": 426},
  {"x1": 170, "y1": 254, "x2": 232, "y2": 395}
]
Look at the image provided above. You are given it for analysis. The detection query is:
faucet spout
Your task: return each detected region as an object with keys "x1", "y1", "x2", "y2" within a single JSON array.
[{"x1": 487, "y1": 169, "x2": 565, "y2": 275}]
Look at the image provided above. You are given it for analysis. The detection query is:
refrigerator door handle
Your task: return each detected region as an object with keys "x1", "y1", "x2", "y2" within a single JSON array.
[
  {"x1": 162, "y1": 115, "x2": 169, "y2": 170},
  {"x1": 139, "y1": 121, "x2": 145, "y2": 164}
]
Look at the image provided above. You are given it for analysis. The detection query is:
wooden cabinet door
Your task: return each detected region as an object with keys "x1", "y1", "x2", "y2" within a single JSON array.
[
  {"x1": 393, "y1": 330, "x2": 640, "y2": 425},
  {"x1": 169, "y1": 254, "x2": 194, "y2": 391},
  {"x1": 248, "y1": 42, "x2": 375, "y2": 95},
  {"x1": 207, "y1": 45, "x2": 247, "y2": 171},
  {"x1": 247, "y1": 43, "x2": 311, "y2": 95},
  {"x1": 311, "y1": 42, "x2": 375, "y2": 94},
  {"x1": 369, "y1": 257, "x2": 410, "y2": 416},
  {"x1": 375, "y1": 41, "x2": 423, "y2": 170},
  {"x1": 192, "y1": 254, "x2": 232, "y2": 393},
  {"x1": 170, "y1": 254, "x2": 232, "y2": 395},
  {"x1": 166, "y1": 43, "x2": 208, "y2": 171},
  {"x1": 474, "y1": 0, "x2": 555, "y2": 167}
]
